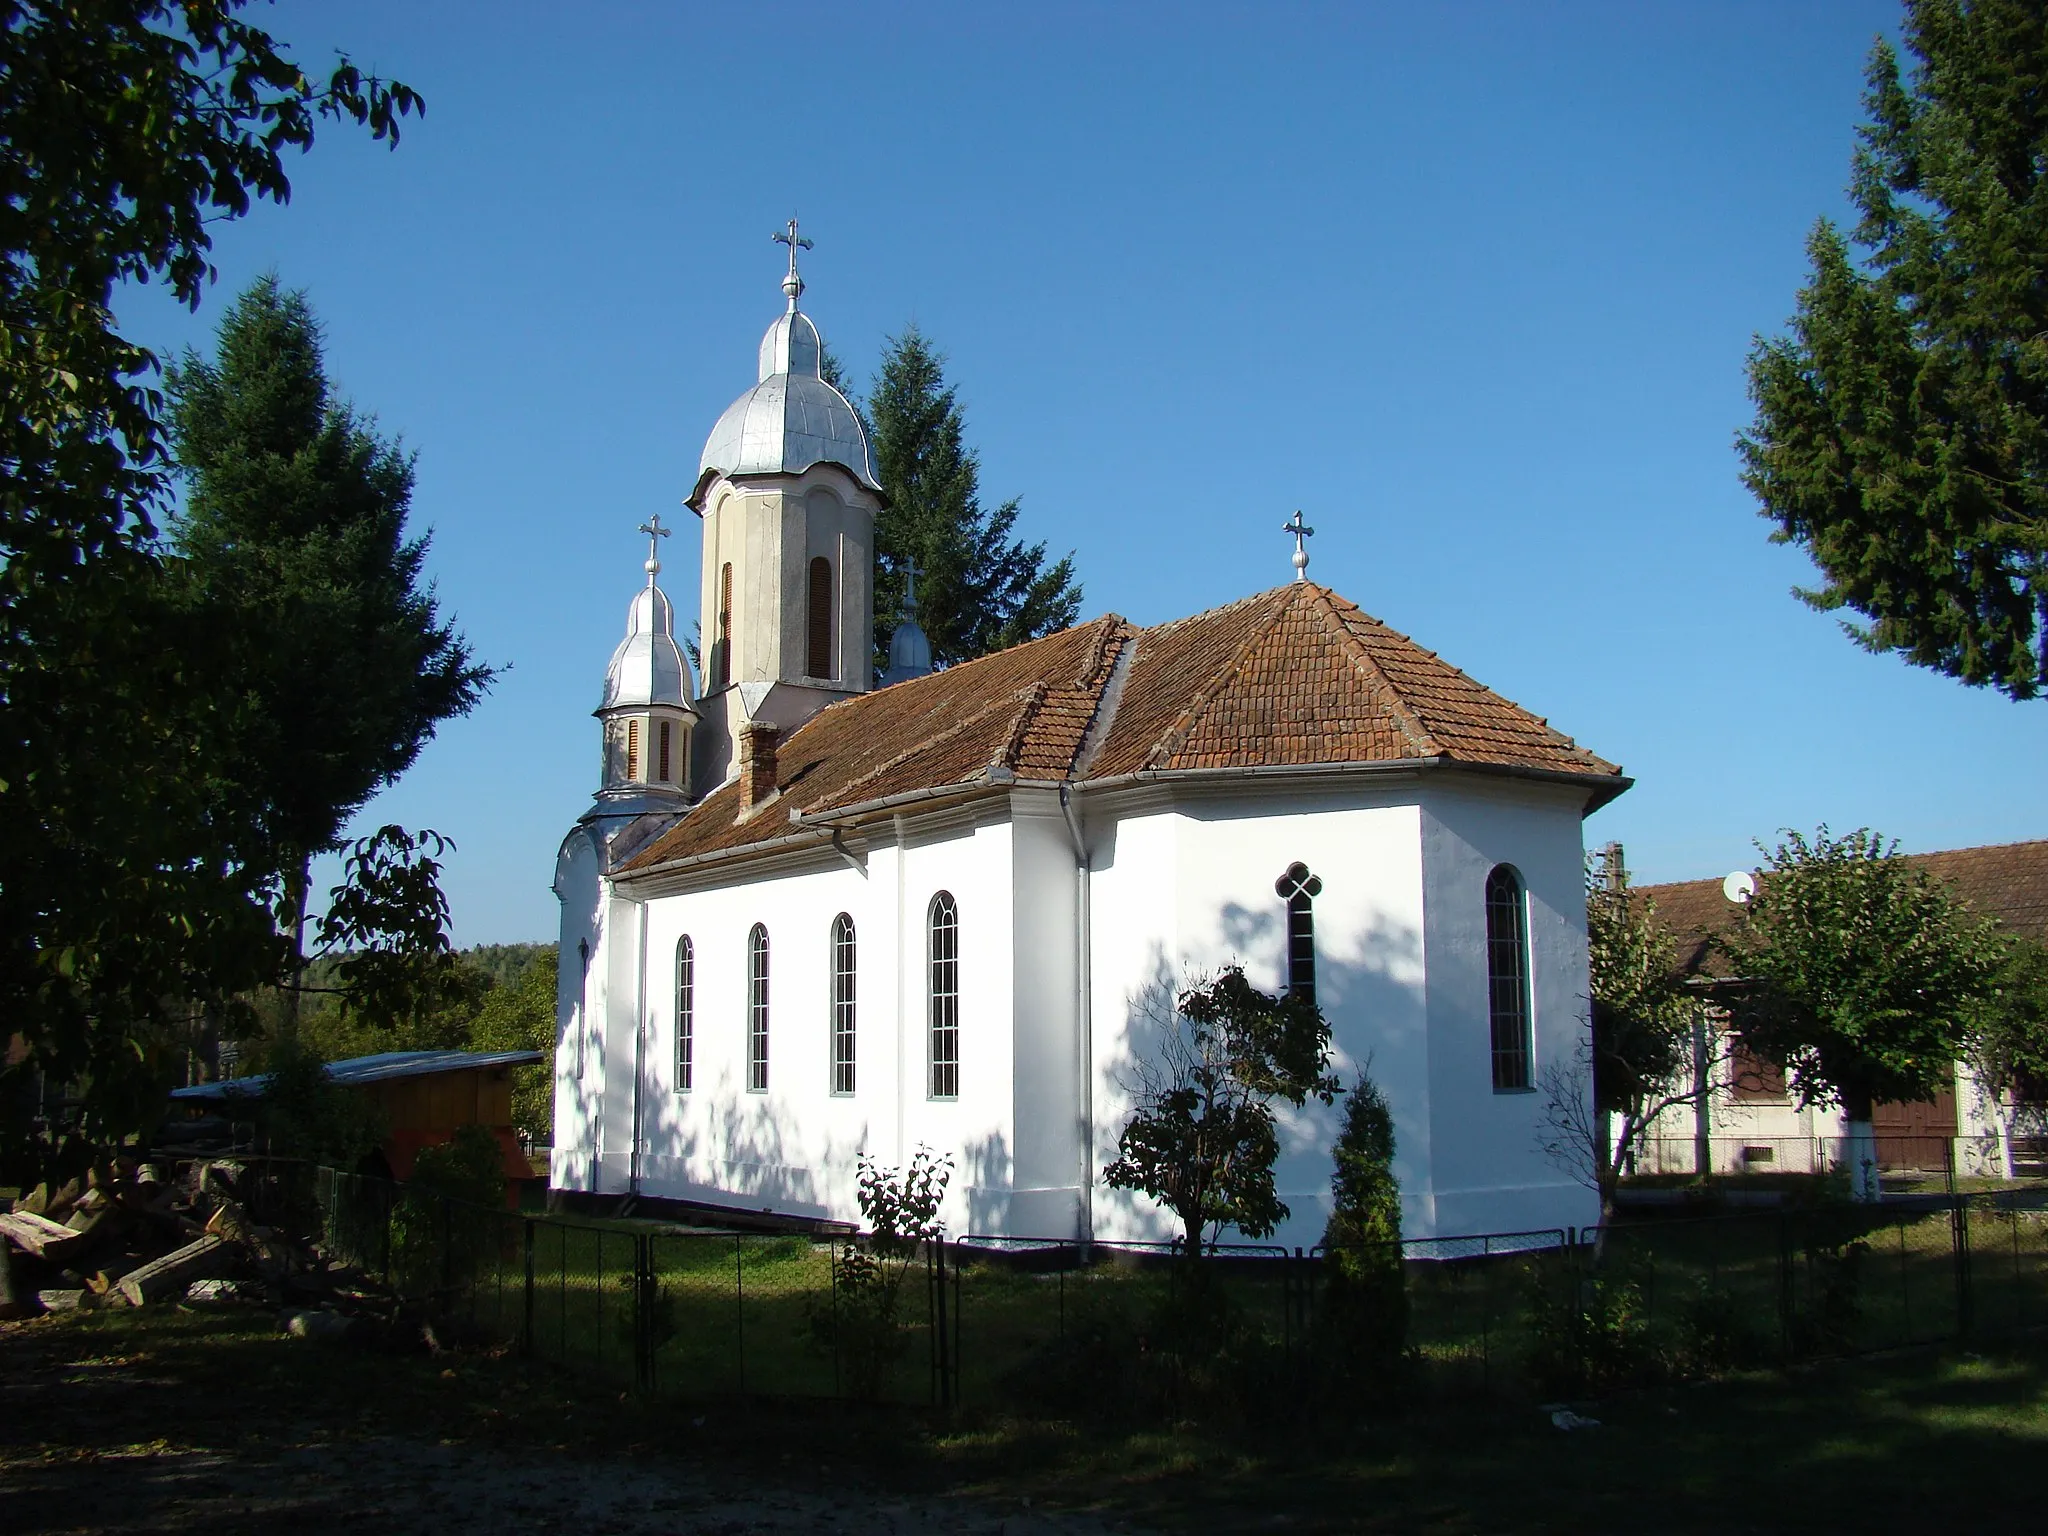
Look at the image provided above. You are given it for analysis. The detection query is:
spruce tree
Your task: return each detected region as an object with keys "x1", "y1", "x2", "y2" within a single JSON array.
[
  {"x1": 167, "y1": 277, "x2": 493, "y2": 1027},
  {"x1": 1741, "y1": 0, "x2": 2048, "y2": 700},
  {"x1": 862, "y1": 327, "x2": 1081, "y2": 668}
]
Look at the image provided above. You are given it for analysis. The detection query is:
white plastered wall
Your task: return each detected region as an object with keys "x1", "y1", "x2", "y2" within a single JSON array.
[
  {"x1": 1419, "y1": 783, "x2": 1602, "y2": 1237},
  {"x1": 613, "y1": 807, "x2": 1021, "y2": 1234},
  {"x1": 1086, "y1": 782, "x2": 1436, "y2": 1248}
]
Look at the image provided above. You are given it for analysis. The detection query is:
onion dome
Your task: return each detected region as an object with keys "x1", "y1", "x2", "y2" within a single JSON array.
[
  {"x1": 601, "y1": 552, "x2": 694, "y2": 713},
  {"x1": 693, "y1": 243, "x2": 880, "y2": 502}
]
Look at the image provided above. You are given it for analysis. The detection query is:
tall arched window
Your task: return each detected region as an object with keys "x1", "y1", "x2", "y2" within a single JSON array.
[
  {"x1": 747, "y1": 923, "x2": 770, "y2": 1092},
  {"x1": 928, "y1": 892, "x2": 959, "y2": 1099},
  {"x1": 625, "y1": 718, "x2": 640, "y2": 780},
  {"x1": 830, "y1": 913, "x2": 856, "y2": 1095},
  {"x1": 1274, "y1": 862, "x2": 1323, "y2": 1007},
  {"x1": 713, "y1": 562, "x2": 733, "y2": 690},
  {"x1": 1485, "y1": 865, "x2": 1532, "y2": 1090},
  {"x1": 674, "y1": 935, "x2": 694, "y2": 1093},
  {"x1": 807, "y1": 556, "x2": 834, "y2": 679}
]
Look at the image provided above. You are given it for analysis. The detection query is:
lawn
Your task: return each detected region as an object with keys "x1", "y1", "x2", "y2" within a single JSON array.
[{"x1": 4, "y1": 1300, "x2": 2045, "y2": 1532}]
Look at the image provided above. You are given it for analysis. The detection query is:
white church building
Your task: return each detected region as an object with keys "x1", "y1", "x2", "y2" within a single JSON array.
[{"x1": 551, "y1": 243, "x2": 1629, "y2": 1246}]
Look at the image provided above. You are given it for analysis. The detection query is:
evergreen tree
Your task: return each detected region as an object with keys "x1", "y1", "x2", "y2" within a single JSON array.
[
  {"x1": 1319, "y1": 1072, "x2": 1407, "y2": 1377},
  {"x1": 863, "y1": 327, "x2": 1081, "y2": 668},
  {"x1": 167, "y1": 277, "x2": 494, "y2": 1029},
  {"x1": 1741, "y1": 0, "x2": 2048, "y2": 700}
]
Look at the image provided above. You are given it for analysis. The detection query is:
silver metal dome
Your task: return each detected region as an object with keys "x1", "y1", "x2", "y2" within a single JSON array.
[
  {"x1": 601, "y1": 582, "x2": 695, "y2": 712},
  {"x1": 698, "y1": 303, "x2": 880, "y2": 493}
]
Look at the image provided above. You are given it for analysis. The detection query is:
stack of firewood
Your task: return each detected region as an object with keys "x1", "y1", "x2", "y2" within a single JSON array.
[{"x1": 0, "y1": 1159, "x2": 326, "y2": 1319}]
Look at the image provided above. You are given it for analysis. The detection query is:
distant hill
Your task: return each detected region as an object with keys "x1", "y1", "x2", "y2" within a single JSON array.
[{"x1": 461, "y1": 942, "x2": 551, "y2": 992}]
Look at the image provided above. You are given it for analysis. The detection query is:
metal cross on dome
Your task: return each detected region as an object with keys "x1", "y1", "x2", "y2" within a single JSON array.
[
  {"x1": 639, "y1": 513, "x2": 670, "y2": 581},
  {"x1": 901, "y1": 556, "x2": 922, "y2": 615},
  {"x1": 1283, "y1": 511, "x2": 1315, "y2": 581},
  {"x1": 773, "y1": 217, "x2": 813, "y2": 305}
]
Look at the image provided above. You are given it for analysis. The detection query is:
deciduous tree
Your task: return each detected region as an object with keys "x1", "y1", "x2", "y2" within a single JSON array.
[
  {"x1": 1105, "y1": 967, "x2": 1338, "y2": 1253},
  {"x1": 0, "y1": 1, "x2": 422, "y2": 1165},
  {"x1": 1716, "y1": 827, "x2": 2005, "y2": 1200},
  {"x1": 1741, "y1": 0, "x2": 2048, "y2": 700}
]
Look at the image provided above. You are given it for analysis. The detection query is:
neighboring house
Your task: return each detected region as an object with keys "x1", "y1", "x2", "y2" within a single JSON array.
[
  {"x1": 1637, "y1": 840, "x2": 2048, "y2": 1179},
  {"x1": 550, "y1": 250, "x2": 1629, "y2": 1247}
]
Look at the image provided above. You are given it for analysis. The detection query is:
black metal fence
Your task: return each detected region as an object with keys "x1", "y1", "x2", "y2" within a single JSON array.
[{"x1": 310, "y1": 1170, "x2": 2048, "y2": 1410}]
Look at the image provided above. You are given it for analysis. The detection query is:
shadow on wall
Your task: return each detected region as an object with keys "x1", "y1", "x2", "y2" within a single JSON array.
[
  {"x1": 1096, "y1": 904, "x2": 1429, "y2": 1246},
  {"x1": 636, "y1": 1072, "x2": 882, "y2": 1219},
  {"x1": 961, "y1": 1127, "x2": 1013, "y2": 1235}
]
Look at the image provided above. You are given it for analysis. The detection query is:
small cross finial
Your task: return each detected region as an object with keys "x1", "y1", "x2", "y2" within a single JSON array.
[
  {"x1": 1283, "y1": 511, "x2": 1315, "y2": 581},
  {"x1": 773, "y1": 217, "x2": 813, "y2": 309},
  {"x1": 639, "y1": 513, "x2": 671, "y2": 583},
  {"x1": 902, "y1": 556, "x2": 922, "y2": 615}
]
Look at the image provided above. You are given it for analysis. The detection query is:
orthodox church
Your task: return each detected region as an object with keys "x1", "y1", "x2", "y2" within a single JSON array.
[{"x1": 551, "y1": 237, "x2": 1628, "y2": 1245}]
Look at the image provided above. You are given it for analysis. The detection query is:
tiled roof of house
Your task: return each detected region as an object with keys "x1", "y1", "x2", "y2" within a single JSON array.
[
  {"x1": 1640, "y1": 838, "x2": 2048, "y2": 978},
  {"x1": 622, "y1": 582, "x2": 1624, "y2": 875}
]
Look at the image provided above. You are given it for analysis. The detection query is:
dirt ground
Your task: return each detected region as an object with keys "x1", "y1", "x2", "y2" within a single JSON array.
[{"x1": 0, "y1": 1305, "x2": 1130, "y2": 1535}]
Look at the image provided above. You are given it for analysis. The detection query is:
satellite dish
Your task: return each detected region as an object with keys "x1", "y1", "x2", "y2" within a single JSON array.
[{"x1": 1723, "y1": 870, "x2": 1756, "y2": 905}]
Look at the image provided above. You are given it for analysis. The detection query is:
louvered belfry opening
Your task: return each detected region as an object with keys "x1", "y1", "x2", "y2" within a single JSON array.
[
  {"x1": 807, "y1": 556, "x2": 833, "y2": 679},
  {"x1": 712, "y1": 562, "x2": 733, "y2": 690}
]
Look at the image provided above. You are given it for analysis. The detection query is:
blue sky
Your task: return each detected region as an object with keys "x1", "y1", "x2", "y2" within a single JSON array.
[{"x1": 117, "y1": 1, "x2": 2044, "y2": 945}]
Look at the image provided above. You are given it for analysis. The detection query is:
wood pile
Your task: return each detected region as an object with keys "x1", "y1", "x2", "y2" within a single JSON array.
[{"x1": 0, "y1": 1158, "x2": 338, "y2": 1318}]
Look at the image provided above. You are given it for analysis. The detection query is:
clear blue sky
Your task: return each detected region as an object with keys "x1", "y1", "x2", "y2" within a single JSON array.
[{"x1": 117, "y1": 0, "x2": 2045, "y2": 945}]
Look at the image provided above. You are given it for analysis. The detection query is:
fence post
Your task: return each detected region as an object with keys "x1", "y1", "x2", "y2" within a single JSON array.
[
  {"x1": 734, "y1": 1234, "x2": 746, "y2": 1397},
  {"x1": 440, "y1": 1194, "x2": 453, "y2": 1297},
  {"x1": 522, "y1": 1218, "x2": 536, "y2": 1358},
  {"x1": 633, "y1": 1232, "x2": 654, "y2": 1395},
  {"x1": 1777, "y1": 1209, "x2": 1794, "y2": 1361},
  {"x1": 931, "y1": 1237, "x2": 951, "y2": 1410},
  {"x1": 1948, "y1": 1142, "x2": 1974, "y2": 1340}
]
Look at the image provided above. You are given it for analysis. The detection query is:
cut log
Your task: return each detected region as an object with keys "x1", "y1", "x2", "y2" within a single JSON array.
[
  {"x1": 0, "y1": 1209, "x2": 92, "y2": 1264},
  {"x1": 0, "y1": 1241, "x2": 32, "y2": 1320},
  {"x1": 118, "y1": 1235, "x2": 230, "y2": 1307},
  {"x1": 205, "y1": 1196, "x2": 293, "y2": 1272}
]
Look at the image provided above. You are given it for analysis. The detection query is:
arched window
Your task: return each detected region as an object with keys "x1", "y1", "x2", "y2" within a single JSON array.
[
  {"x1": 625, "y1": 718, "x2": 640, "y2": 780},
  {"x1": 658, "y1": 719, "x2": 673, "y2": 783},
  {"x1": 1485, "y1": 865, "x2": 1532, "y2": 1090},
  {"x1": 1274, "y1": 862, "x2": 1323, "y2": 1007},
  {"x1": 574, "y1": 937, "x2": 590, "y2": 1078},
  {"x1": 674, "y1": 935, "x2": 694, "y2": 1093},
  {"x1": 928, "y1": 892, "x2": 959, "y2": 1099},
  {"x1": 747, "y1": 923, "x2": 770, "y2": 1092},
  {"x1": 807, "y1": 556, "x2": 834, "y2": 679},
  {"x1": 713, "y1": 562, "x2": 733, "y2": 690},
  {"x1": 830, "y1": 913, "x2": 856, "y2": 1095}
]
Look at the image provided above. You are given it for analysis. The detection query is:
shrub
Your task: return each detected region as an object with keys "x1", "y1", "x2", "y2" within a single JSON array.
[
  {"x1": 802, "y1": 1145, "x2": 951, "y2": 1399},
  {"x1": 389, "y1": 1125, "x2": 507, "y2": 1296},
  {"x1": 1318, "y1": 1072, "x2": 1408, "y2": 1389}
]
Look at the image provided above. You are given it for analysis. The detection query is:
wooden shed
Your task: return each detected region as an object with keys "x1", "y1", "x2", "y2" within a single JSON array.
[{"x1": 170, "y1": 1049, "x2": 543, "y2": 1196}]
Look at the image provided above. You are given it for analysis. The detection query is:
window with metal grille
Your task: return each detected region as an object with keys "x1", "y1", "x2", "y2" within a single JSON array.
[
  {"x1": 674, "y1": 935, "x2": 694, "y2": 1093},
  {"x1": 713, "y1": 562, "x2": 732, "y2": 690},
  {"x1": 1485, "y1": 865, "x2": 1532, "y2": 1090},
  {"x1": 807, "y1": 556, "x2": 833, "y2": 678},
  {"x1": 928, "y1": 892, "x2": 959, "y2": 1099},
  {"x1": 625, "y1": 718, "x2": 639, "y2": 780},
  {"x1": 747, "y1": 923, "x2": 769, "y2": 1092},
  {"x1": 658, "y1": 719, "x2": 672, "y2": 783},
  {"x1": 830, "y1": 913, "x2": 856, "y2": 1094},
  {"x1": 1273, "y1": 862, "x2": 1323, "y2": 1007}
]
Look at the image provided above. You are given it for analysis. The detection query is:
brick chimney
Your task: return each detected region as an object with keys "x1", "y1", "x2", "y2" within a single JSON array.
[{"x1": 737, "y1": 720, "x2": 779, "y2": 816}]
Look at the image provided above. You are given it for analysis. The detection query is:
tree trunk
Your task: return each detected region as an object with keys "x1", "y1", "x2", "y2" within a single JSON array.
[
  {"x1": 279, "y1": 854, "x2": 311, "y2": 1043},
  {"x1": 1841, "y1": 1085, "x2": 1880, "y2": 1203}
]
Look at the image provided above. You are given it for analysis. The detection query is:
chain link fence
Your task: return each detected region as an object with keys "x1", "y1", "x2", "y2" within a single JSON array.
[{"x1": 310, "y1": 1171, "x2": 2048, "y2": 1411}]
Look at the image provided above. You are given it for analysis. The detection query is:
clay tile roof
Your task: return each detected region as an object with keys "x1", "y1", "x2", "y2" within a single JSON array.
[
  {"x1": 623, "y1": 582, "x2": 1623, "y2": 875},
  {"x1": 1640, "y1": 838, "x2": 2048, "y2": 978}
]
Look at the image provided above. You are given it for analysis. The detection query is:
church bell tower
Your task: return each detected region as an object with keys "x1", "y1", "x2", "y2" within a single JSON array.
[{"x1": 685, "y1": 221, "x2": 884, "y2": 793}]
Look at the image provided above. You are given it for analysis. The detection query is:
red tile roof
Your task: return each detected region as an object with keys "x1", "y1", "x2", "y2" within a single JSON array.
[
  {"x1": 1640, "y1": 839, "x2": 2048, "y2": 977},
  {"x1": 623, "y1": 582, "x2": 1625, "y2": 875}
]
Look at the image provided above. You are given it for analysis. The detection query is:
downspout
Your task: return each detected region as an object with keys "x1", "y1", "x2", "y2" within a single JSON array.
[
  {"x1": 1059, "y1": 782, "x2": 1094, "y2": 1248},
  {"x1": 630, "y1": 896, "x2": 648, "y2": 1198}
]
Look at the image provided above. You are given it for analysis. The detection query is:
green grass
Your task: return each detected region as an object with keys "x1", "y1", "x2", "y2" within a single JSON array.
[{"x1": 9, "y1": 1301, "x2": 2048, "y2": 1530}]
